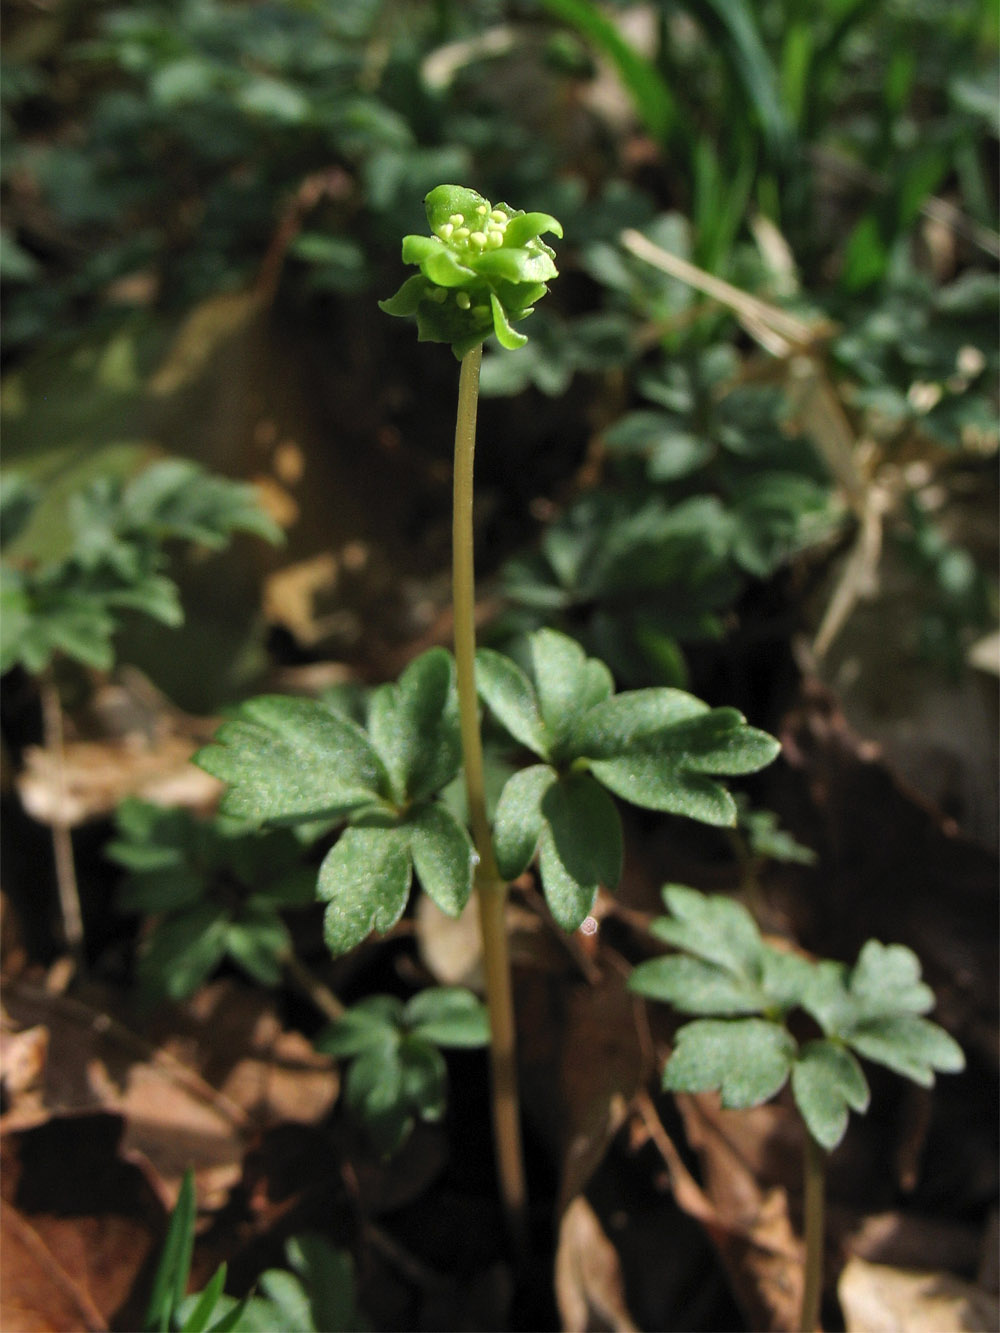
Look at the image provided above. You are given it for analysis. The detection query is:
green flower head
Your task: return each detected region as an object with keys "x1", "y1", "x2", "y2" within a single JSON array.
[{"x1": 379, "y1": 185, "x2": 563, "y2": 359}]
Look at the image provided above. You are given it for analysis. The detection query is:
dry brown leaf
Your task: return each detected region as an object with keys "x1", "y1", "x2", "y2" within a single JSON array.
[
  {"x1": 839, "y1": 1255, "x2": 1000, "y2": 1332},
  {"x1": 1, "y1": 1111, "x2": 167, "y2": 1331},
  {"x1": 671, "y1": 1093, "x2": 805, "y2": 1332},
  {"x1": 1, "y1": 979, "x2": 337, "y2": 1206},
  {"x1": 17, "y1": 733, "x2": 220, "y2": 826},
  {"x1": 1, "y1": 1200, "x2": 107, "y2": 1333},
  {"x1": 555, "y1": 1195, "x2": 639, "y2": 1333}
]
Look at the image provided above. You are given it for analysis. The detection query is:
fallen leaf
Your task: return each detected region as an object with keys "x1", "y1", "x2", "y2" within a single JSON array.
[
  {"x1": 555, "y1": 1195, "x2": 639, "y2": 1332},
  {"x1": 1, "y1": 1111, "x2": 167, "y2": 1331},
  {"x1": 839, "y1": 1255, "x2": 1000, "y2": 1332}
]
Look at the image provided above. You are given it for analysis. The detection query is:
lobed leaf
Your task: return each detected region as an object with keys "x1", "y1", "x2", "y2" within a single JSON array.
[
  {"x1": 404, "y1": 987, "x2": 490, "y2": 1048},
  {"x1": 664, "y1": 1017, "x2": 796, "y2": 1108},
  {"x1": 397, "y1": 1037, "x2": 447, "y2": 1121},
  {"x1": 791, "y1": 1041, "x2": 870, "y2": 1150},
  {"x1": 651, "y1": 883, "x2": 764, "y2": 975},
  {"x1": 530, "y1": 629, "x2": 615, "y2": 746},
  {"x1": 848, "y1": 940, "x2": 936, "y2": 1018},
  {"x1": 368, "y1": 648, "x2": 461, "y2": 805},
  {"x1": 475, "y1": 647, "x2": 549, "y2": 756},
  {"x1": 492, "y1": 763, "x2": 556, "y2": 881},
  {"x1": 318, "y1": 826, "x2": 411, "y2": 956},
  {"x1": 538, "y1": 772, "x2": 623, "y2": 928},
  {"x1": 406, "y1": 802, "x2": 474, "y2": 917},
  {"x1": 847, "y1": 1016, "x2": 965, "y2": 1086},
  {"x1": 315, "y1": 995, "x2": 405, "y2": 1058},
  {"x1": 629, "y1": 953, "x2": 764, "y2": 1015},
  {"x1": 194, "y1": 696, "x2": 388, "y2": 826}
]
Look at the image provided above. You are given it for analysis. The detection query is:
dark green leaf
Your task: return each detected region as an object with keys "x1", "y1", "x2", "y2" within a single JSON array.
[
  {"x1": 492, "y1": 763, "x2": 556, "y2": 881},
  {"x1": 194, "y1": 696, "x2": 388, "y2": 825},
  {"x1": 145, "y1": 1168, "x2": 196, "y2": 1333},
  {"x1": 406, "y1": 802, "x2": 474, "y2": 917},
  {"x1": 404, "y1": 987, "x2": 490, "y2": 1048},
  {"x1": 225, "y1": 905, "x2": 289, "y2": 986},
  {"x1": 398, "y1": 1037, "x2": 447, "y2": 1121},
  {"x1": 315, "y1": 995, "x2": 404, "y2": 1058},
  {"x1": 138, "y1": 904, "x2": 230, "y2": 1002},
  {"x1": 540, "y1": 772, "x2": 623, "y2": 909},
  {"x1": 368, "y1": 648, "x2": 461, "y2": 804},
  {"x1": 318, "y1": 826, "x2": 411, "y2": 956},
  {"x1": 475, "y1": 648, "x2": 548, "y2": 757}
]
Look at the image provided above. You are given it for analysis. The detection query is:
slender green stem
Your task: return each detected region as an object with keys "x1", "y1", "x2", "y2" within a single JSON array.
[
  {"x1": 452, "y1": 344, "x2": 528, "y2": 1249},
  {"x1": 800, "y1": 1131, "x2": 827, "y2": 1332}
]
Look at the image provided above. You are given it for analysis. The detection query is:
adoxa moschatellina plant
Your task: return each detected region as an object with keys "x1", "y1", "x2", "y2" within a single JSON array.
[
  {"x1": 629, "y1": 886, "x2": 965, "y2": 1331},
  {"x1": 195, "y1": 186, "x2": 781, "y2": 1246}
]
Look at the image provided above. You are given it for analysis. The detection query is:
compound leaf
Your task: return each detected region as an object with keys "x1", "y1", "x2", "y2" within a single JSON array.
[
  {"x1": 530, "y1": 629, "x2": 615, "y2": 747},
  {"x1": 540, "y1": 771, "x2": 623, "y2": 910},
  {"x1": 398, "y1": 1038, "x2": 447, "y2": 1121},
  {"x1": 587, "y1": 705, "x2": 779, "y2": 825},
  {"x1": 314, "y1": 995, "x2": 405, "y2": 1059}
]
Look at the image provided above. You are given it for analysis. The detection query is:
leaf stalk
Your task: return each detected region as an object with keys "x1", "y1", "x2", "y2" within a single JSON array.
[{"x1": 800, "y1": 1130, "x2": 826, "y2": 1331}]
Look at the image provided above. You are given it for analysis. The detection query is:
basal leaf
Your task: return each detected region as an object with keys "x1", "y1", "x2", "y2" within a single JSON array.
[
  {"x1": 664, "y1": 1018, "x2": 795, "y2": 1108},
  {"x1": 314, "y1": 995, "x2": 405, "y2": 1058},
  {"x1": 195, "y1": 696, "x2": 388, "y2": 826},
  {"x1": 847, "y1": 1016, "x2": 965, "y2": 1086},
  {"x1": 398, "y1": 1037, "x2": 447, "y2": 1121},
  {"x1": 588, "y1": 751, "x2": 738, "y2": 825},
  {"x1": 586, "y1": 705, "x2": 779, "y2": 825},
  {"x1": 492, "y1": 763, "x2": 556, "y2": 881},
  {"x1": 137, "y1": 903, "x2": 230, "y2": 1001},
  {"x1": 541, "y1": 772, "x2": 623, "y2": 896},
  {"x1": 406, "y1": 802, "x2": 474, "y2": 917},
  {"x1": 475, "y1": 647, "x2": 548, "y2": 756},
  {"x1": 368, "y1": 648, "x2": 460, "y2": 804},
  {"x1": 529, "y1": 629, "x2": 614, "y2": 749},
  {"x1": 652, "y1": 884, "x2": 764, "y2": 975},
  {"x1": 848, "y1": 940, "x2": 936, "y2": 1018},
  {"x1": 318, "y1": 826, "x2": 411, "y2": 956},
  {"x1": 791, "y1": 1040, "x2": 870, "y2": 1150},
  {"x1": 225, "y1": 906, "x2": 289, "y2": 987},
  {"x1": 404, "y1": 987, "x2": 490, "y2": 1048},
  {"x1": 629, "y1": 954, "x2": 764, "y2": 1015},
  {"x1": 570, "y1": 689, "x2": 712, "y2": 758},
  {"x1": 538, "y1": 825, "x2": 601, "y2": 933}
]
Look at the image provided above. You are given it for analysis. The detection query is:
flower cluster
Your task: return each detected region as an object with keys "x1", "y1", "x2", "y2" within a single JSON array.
[{"x1": 379, "y1": 184, "x2": 562, "y2": 359}]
